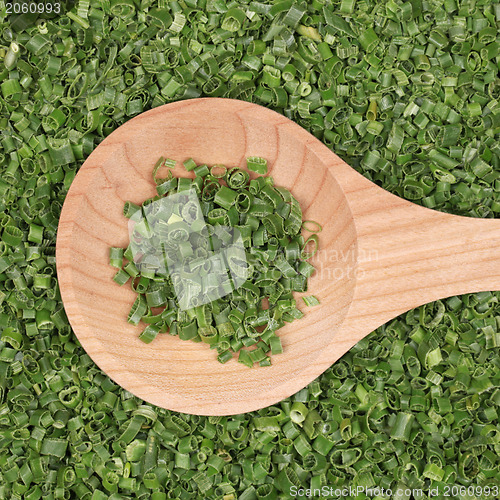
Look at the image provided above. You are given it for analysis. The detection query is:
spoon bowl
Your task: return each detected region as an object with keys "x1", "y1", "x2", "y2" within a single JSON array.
[{"x1": 56, "y1": 98, "x2": 500, "y2": 415}]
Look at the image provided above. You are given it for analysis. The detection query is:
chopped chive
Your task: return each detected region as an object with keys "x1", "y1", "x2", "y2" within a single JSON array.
[
  {"x1": 246, "y1": 156, "x2": 268, "y2": 174},
  {"x1": 302, "y1": 295, "x2": 320, "y2": 307},
  {"x1": 183, "y1": 158, "x2": 197, "y2": 171},
  {"x1": 1, "y1": 2, "x2": 498, "y2": 497},
  {"x1": 111, "y1": 157, "x2": 319, "y2": 365}
]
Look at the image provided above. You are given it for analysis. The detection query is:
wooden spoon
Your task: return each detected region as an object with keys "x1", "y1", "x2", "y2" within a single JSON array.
[{"x1": 56, "y1": 98, "x2": 500, "y2": 416}]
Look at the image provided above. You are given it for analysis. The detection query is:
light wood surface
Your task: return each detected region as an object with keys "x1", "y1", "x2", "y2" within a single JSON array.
[{"x1": 56, "y1": 98, "x2": 500, "y2": 415}]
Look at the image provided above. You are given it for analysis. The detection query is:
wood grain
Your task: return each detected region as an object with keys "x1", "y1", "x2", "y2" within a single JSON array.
[{"x1": 56, "y1": 98, "x2": 500, "y2": 415}]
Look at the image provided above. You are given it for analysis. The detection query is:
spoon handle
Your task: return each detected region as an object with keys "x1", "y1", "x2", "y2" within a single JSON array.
[{"x1": 338, "y1": 165, "x2": 500, "y2": 333}]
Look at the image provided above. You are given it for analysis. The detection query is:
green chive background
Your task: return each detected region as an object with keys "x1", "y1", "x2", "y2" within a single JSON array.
[{"x1": 1, "y1": 0, "x2": 499, "y2": 498}]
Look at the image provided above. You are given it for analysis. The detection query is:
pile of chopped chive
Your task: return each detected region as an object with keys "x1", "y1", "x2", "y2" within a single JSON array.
[
  {"x1": 1, "y1": 0, "x2": 499, "y2": 497},
  {"x1": 110, "y1": 156, "x2": 321, "y2": 366}
]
